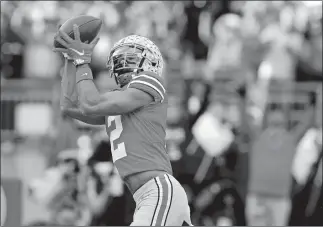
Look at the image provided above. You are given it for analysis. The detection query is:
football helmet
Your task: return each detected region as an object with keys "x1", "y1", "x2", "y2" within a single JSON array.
[{"x1": 106, "y1": 35, "x2": 164, "y2": 87}]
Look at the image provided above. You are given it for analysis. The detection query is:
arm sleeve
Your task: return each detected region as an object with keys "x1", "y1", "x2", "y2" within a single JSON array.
[{"x1": 127, "y1": 74, "x2": 166, "y2": 103}]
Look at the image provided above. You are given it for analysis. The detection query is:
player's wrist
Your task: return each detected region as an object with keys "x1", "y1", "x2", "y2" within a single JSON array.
[
  {"x1": 62, "y1": 53, "x2": 73, "y2": 60},
  {"x1": 75, "y1": 64, "x2": 93, "y2": 83},
  {"x1": 73, "y1": 58, "x2": 91, "y2": 67}
]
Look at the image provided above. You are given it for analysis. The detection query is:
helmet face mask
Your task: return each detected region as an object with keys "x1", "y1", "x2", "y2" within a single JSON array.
[{"x1": 106, "y1": 35, "x2": 163, "y2": 87}]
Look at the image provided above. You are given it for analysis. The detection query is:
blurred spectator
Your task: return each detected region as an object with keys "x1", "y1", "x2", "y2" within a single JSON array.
[
  {"x1": 86, "y1": 162, "x2": 125, "y2": 226},
  {"x1": 295, "y1": 5, "x2": 322, "y2": 82},
  {"x1": 290, "y1": 90, "x2": 322, "y2": 226},
  {"x1": 193, "y1": 179, "x2": 246, "y2": 226},
  {"x1": 244, "y1": 91, "x2": 317, "y2": 226},
  {"x1": 29, "y1": 149, "x2": 91, "y2": 225},
  {"x1": 204, "y1": 13, "x2": 246, "y2": 83},
  {"x1": 86, "y1": 138, "x2": 128, "y2": 226}
]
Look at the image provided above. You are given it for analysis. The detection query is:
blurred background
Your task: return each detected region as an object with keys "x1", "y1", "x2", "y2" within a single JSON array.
[{"x1": 0, "y1": 0, "x2": 322, "y2": 226}]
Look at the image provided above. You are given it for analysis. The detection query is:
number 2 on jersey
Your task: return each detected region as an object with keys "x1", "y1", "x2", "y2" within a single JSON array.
[{"x1": 107, "y1": 115, "x2": 127, "y2": 162}]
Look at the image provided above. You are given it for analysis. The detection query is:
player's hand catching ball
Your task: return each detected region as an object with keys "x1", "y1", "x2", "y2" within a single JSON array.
[
  {"x1": 54, "y1": 24, "x2": 72, "y2": 60},
  {"x1": 53, "y1": 24, "x2": 100, "y2": 66}
]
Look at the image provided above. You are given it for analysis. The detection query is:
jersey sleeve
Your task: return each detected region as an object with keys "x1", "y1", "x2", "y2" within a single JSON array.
[{"x1": 127, "y1": 73, "x2": 166, "y2": 103}]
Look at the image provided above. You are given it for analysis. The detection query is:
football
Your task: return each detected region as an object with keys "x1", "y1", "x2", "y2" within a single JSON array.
[{"x1": 54, "y1": 15, "x2": 102, "y2": 48}]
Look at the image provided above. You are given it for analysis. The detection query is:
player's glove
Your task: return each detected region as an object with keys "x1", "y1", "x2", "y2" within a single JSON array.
[
  {"x1": 53, "y1": 24, "x2": 100, "y2": 66},
  {"x1": 55, "y1": 24, "x2": 73, "y2": 61}
]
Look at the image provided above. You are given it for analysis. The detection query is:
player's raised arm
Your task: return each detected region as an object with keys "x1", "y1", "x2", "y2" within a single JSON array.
[
  {"x1": 54, "y1": 24, "x2": 156, "y2": 117},
  {"x1": 74, "y1": 64, "x2": 153, "y2": 116},
  {"x1": 60, "y1": 59, "x2": 105, "y2": 125},
  {"x1": 60, "y1": 58, "x2": 78, "y2": 107}
]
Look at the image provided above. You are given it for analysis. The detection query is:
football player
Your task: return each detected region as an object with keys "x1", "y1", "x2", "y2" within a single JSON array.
[{"x1": 53, "y1": 25, "x2": 192, "y2": 226}]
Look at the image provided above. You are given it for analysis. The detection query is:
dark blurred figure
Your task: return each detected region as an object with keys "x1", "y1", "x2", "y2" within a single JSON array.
[
  {"x1": 289, "y1": 149, "x2": 322, "y2": 226},
  {"x1": 193, "y1": 179, "x2": 246, "y2": 226},
  {"x1": 289, "y1": 93, "x2": 322, "y2": 226},
  {"x1": 87, "y1": 137, "x2": 130, "y2": 226},
  {"x1": 177, "y1": 78, "x2": 246, "y2": 225},
  {"x1": 181, "y1": 0, "x2": 210, "y2": 60},
  {"x1": 295, "y1": 9, "x2": 322, "y2": 82}
]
